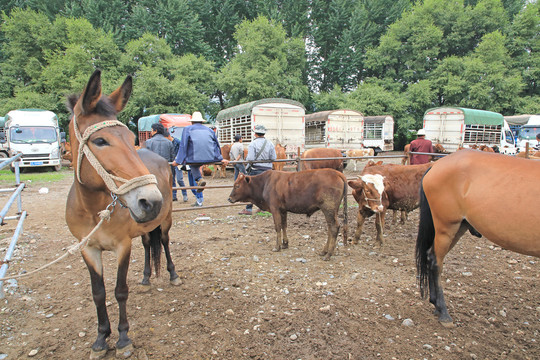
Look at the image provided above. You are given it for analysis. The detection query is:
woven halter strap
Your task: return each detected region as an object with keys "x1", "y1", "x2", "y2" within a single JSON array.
[{"x1": 73, "y1": 115, "x2": 157, "y2": 195}]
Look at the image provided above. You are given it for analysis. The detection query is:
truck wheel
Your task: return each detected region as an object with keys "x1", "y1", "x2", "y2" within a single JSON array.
[
  {"x1": 0, "y1": 152, "x2": 7, "y2": 158},
  {"x1": 53, "y1": 164, "x2": 62, "y2": 171}
]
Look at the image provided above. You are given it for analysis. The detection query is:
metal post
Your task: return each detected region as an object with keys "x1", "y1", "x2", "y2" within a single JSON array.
[{"x1": 0, "y1": 211, "x2": 27, "y2": 299}]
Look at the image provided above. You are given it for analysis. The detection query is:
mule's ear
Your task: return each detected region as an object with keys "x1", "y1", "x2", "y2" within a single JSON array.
[
  {"x1": 80, "y1": 69, "x2": 102, "y2": 115},
  {"x1": 66, "y1": 94, "x2": 79, "y2": 114},
  {"x1": 109, "y1": 75, "x2": 133, "y2": 113},
  {"x1": 245, "y1": 176, "x2": 251, "y2": 184}
]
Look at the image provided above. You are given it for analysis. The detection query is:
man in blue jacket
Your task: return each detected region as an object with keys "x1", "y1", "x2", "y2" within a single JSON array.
[{"x1": 172, "y1": 111, "x2": 228, "y2": 193}]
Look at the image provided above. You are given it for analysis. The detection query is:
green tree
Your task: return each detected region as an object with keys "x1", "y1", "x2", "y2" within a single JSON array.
[{"x1": 217, "y1": 16, "x2": 308, "y2": 106}]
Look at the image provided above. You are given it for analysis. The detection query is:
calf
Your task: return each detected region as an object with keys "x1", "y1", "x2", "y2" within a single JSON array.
[
  {"x1": 348, "y1": 162, "x2": 432, "y2": 245},
  {"x1": 301, "y1": 148, "x2": 344, "y2": 172},
  {"x1": 345, "y1": 148, "x2": 375, "y2": 171},
  {"x1": 228, "y1": 169, "x2": 348, "y2": 260},
  {"x1": 273, "y1": 144, "x2": 287, "y2": 171}
]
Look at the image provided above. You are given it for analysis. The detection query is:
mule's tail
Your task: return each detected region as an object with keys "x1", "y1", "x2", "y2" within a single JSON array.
[
  {"x1": 342, "y1": 178, "x2": 348, "y2": 245},
  {"x1": 415, "y1": 176, "x2": 435, "y2": 299},
  {"x1": 149, "y1": 226, "x2": 163, "y2": 277}
]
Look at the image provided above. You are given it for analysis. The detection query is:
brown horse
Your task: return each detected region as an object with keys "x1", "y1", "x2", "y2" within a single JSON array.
[
  {"x1": 416, "y1": 150, "x2": 540, "y2": 326},
  {"x1": 65, "y1": 70, "x2": 180, "y2": 359}
]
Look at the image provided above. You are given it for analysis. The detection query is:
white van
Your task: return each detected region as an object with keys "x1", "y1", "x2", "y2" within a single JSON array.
[
  {"x1": 5, "y1": 109, "x2": 62, "y2": 171},
  {"x1": 516, "y1": 115, "x2": 540, "y2": 152},
  {"x1": 423, "y1": 107, "x2": 516, "y2": 155}
]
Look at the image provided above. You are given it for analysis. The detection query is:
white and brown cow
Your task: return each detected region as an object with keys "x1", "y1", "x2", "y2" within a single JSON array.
[
  {"x1": 345, "y1": 148, "x2": 375, "y2": 171},
  {"x1": 348, "y1": 162, "x2": 432, "y2": 245},
  {"x1": 228, "y1": 169, "x2": 348, "y2": 260}
]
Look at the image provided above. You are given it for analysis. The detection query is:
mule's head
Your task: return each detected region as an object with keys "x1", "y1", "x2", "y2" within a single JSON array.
[
  {"x1": 67, "y1": 70, "x2": 163, "y2": 223},
  {"x1": 348, "y1": 174, "x2": 385, "y2": 213},
  {"x1": 228, "y1": 173, "x2": 252, "y2": 203}
]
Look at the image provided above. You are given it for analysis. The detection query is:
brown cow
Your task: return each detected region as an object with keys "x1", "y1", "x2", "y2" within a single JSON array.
[
  {"x1": 228, "y1": 169, "x2": 348, "y2": 260},
  {"x1": 213, "y1": 144, "x2": 231, "y2": 178},
  {"x1": 301, "y1": 148, "x2": 344, "y2": 172},
  {"x1": 348, "y1": 162, "x2": 432, "y2": 245},
  {"x1": 273, "y1": 144, "x2": 287, "y2": 171},
  {"x1": 345, "y1": 148, "x2": 375, "y2": 171}
]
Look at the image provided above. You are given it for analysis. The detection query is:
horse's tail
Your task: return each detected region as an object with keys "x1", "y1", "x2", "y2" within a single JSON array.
[
  {"x1": 149, "y1": 226, "x2": 163, "y2": 277},
  {"x1": 342, "y1": 177, "x2": 348, "y2": 246},
  {"x1": 415, "y1": 172, "x2": 435, "y2": 299}
]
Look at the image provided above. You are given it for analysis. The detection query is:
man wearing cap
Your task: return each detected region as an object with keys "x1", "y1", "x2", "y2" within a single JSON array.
[
  {"x1": 144, "y1": 123, "x2": 176, "y2": 164},
  {"x1": 172, "y1": 111, "x2": 228, "y2": 205},
  {"x1": 229, "y1": 134, "x2": 246, "y2": 181},
  {"x1": 409, "y1": 128, "x2": 434, "y2": 165},
  {"x1": 238, "y1": 125, "x2": 277, "y2": 215}
]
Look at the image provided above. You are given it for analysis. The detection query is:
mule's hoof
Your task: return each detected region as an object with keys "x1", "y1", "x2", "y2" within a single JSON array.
[
  {"x1": 282, "y1": 243, "x2": 289, "y2": 249},
  {"x1": 271, "y1": 247, "x2": 281, "y2": 252},
  {"x1": 89, "y1": 348, "x2": 108, "y2": 360},
  {"x1": 116, "y1": 343, "x2": 134, "y2": 358},
  {"x1": 439, "y1": 319, "x2": 454, "y2": 328},
  {"x1": 170, "y1": 277, "x2": 183, "y2": 286}
]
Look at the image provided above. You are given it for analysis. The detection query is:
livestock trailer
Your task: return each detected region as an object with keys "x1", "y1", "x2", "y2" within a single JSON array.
[
  {"x1": 363, "y1": 115, "x2": 394, "y2": 152},
  {"x1": 216, "y1": 98, "x2": 305, "y2": 157},
  {"x1": 423, "y1": 107, "x2": 516, "y2": 155},
  {"x1": 137, "y1": 113, "x2": 192, "y2": 145},
  {"x1": 304, "y1": 109, "x2": 364, "y2": 150}
]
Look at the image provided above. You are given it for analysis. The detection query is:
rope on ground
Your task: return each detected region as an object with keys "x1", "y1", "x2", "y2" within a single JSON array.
[{"x1": 0, "y1": 208, "x2": 112, "y2": 282}]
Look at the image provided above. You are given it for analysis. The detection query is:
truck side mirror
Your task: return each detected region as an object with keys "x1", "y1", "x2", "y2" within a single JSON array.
[
  {"x1": 60, "y1": 131, "x2": 66, "y2": 141},
  {"x1": 0, "y1": 133, "x2": 5, "y2": 144}
]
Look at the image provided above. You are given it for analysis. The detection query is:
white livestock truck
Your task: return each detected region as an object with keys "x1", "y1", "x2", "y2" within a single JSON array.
[
  {"x1": 363, "y1": 115, "x2": 394, "y2": 152},
  {"x1": 304, "y1": 109, "x2": 364, "y2": 150},
  {"x1": 423, "y1": 107, "x2": 516, "y2": 155},
  {"x1": 4, "y1": 109, "x2": 63, "y2": 171},
  {"x1": 216, "y1": 98, "x2": 305, "y2": 157}
]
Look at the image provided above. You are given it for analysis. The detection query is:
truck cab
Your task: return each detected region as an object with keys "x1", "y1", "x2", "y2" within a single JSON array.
[
  {"x1": 5, "y1": 109, "x2": 62, "y2": 171},
  {"x1": 516, "y1": 115, "x2": 540, "y2": 152}
]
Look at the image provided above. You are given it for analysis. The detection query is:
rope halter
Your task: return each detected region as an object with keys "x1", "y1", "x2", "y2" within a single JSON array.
[{"x1": 73, "y1": 114, "x2": 157, "y2": 195}]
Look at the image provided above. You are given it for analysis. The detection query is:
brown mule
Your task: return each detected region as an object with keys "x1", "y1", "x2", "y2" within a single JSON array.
[
  {"x1": 416, "y1": 149, "x2": 540, "y2": 326},
  {"x1": 65, "y1": 70, "x2": 179, "y2": 359}
]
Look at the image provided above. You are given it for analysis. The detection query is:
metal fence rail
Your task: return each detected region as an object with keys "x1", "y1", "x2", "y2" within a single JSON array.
[{"x1": 0, "y1": 153, "x2": 26, "y2": 299}]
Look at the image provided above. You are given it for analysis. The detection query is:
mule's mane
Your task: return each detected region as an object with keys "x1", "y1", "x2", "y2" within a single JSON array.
[{"x1": 67, "y1": 94, "x2": 117, "y2": 117}]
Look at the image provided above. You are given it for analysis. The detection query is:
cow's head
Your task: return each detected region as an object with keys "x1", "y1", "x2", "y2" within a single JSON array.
[
  {"x1": 228, "y1": 173, "x2": 252, "y2": 203},
  {"x1": 348, "y1": 174, "x2": 386, "y2": 213}
]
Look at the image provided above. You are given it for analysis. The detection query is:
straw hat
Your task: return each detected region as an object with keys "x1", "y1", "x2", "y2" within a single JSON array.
[{"x1": 191, "y1": 111, "x2": 205, "y2": 123}]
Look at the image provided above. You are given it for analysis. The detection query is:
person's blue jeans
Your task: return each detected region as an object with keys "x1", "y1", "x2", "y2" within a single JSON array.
[
  {"x1": 245, "y1": 167, "x2": 270, "y2": 210},
  {"x1": 189, "y1": 164, "x2": 203, "y2": 182},
  {"x1": 171, "y1": 166, "x2": 187, "y2": 200},
  {"x1": 187, "y1": 170, "x2": 203, "y2": 204},
  {"x1": 234, "y1": 163, "x2": 246, "y2": 181}
]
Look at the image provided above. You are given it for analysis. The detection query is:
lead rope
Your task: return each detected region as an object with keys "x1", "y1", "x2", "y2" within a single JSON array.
[
  {"x1": 0, "y1": 198, "x2": 116, "y2": 281},
  {"x1": 0, "y1": 116, "x2": 158, "y2": 281}
]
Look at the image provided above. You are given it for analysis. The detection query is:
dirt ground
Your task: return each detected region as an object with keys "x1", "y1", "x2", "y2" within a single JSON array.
[{"x1": 1, "y1": 155, "x2": 539, "y2": 360}]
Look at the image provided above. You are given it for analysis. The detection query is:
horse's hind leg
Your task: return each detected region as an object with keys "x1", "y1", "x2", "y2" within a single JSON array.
[
  {"x1": 141, "y1": 233, "x2": 151, "y2": 285},
  {"x1": 161, "y1": 224, "x2": 181, "y2": 285},
  {"x1": 82, "y1": 248, "x2": 111, "y2": 359},
  {"x1": 115, "y1": 242, "x2": 134, "y2": 358},
  {"x1": 428, "y1": 222, "x2": 468, "y2": 326}
]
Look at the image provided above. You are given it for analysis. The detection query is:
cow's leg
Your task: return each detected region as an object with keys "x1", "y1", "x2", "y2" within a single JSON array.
[
  {"x1": 401, "y1": 210, "x2": 407, "y2": 224},
  {"x1": 281, "y1": 211, "x2": 289, "y2": 249},
  {"x1": 82, "y1": 247, "x2": 111, "y2": 358},
  {"x1": 141, "y1": 233, "x2": 151, "y2": 285},
  {"x1": 271, "y1": 212, "x2": 283, "y2": 252},
  {"x1": 354, "y1": 209, "x2": 369, "y2": 244},
  {"x1": 115, "y1": 242, "x2": 133, "y2": 357},
  {"x1": 320, "y1": 209, "x2": 339, "y2": 260},
  {"x1": 392, "y1": 210, "x2": 398, "y2": 225},
  {"x1": 374, "y1": 210, "x2": 386, "y2": 245},
  {"x1": 160, "y1": 223, "x2": 181, "y2": 286}
]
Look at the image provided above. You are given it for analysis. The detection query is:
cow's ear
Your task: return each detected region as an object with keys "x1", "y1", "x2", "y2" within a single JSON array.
[{"x1": 348, "y1": 180, "x2": 363, "y2": 190}]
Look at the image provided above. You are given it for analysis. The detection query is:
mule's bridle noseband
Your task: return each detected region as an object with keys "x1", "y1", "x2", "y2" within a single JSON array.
[{"x1": 72, "y1": 114, "x2": 157, "y2": 195}]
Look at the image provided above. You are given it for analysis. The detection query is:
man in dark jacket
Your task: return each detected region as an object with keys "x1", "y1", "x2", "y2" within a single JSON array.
[
  {"x1": 172, "y1": 111, "x2": 228, "y2": 192},
  {"x1": 144, "y1": 123, "x2": 175, "y2": 163}
]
